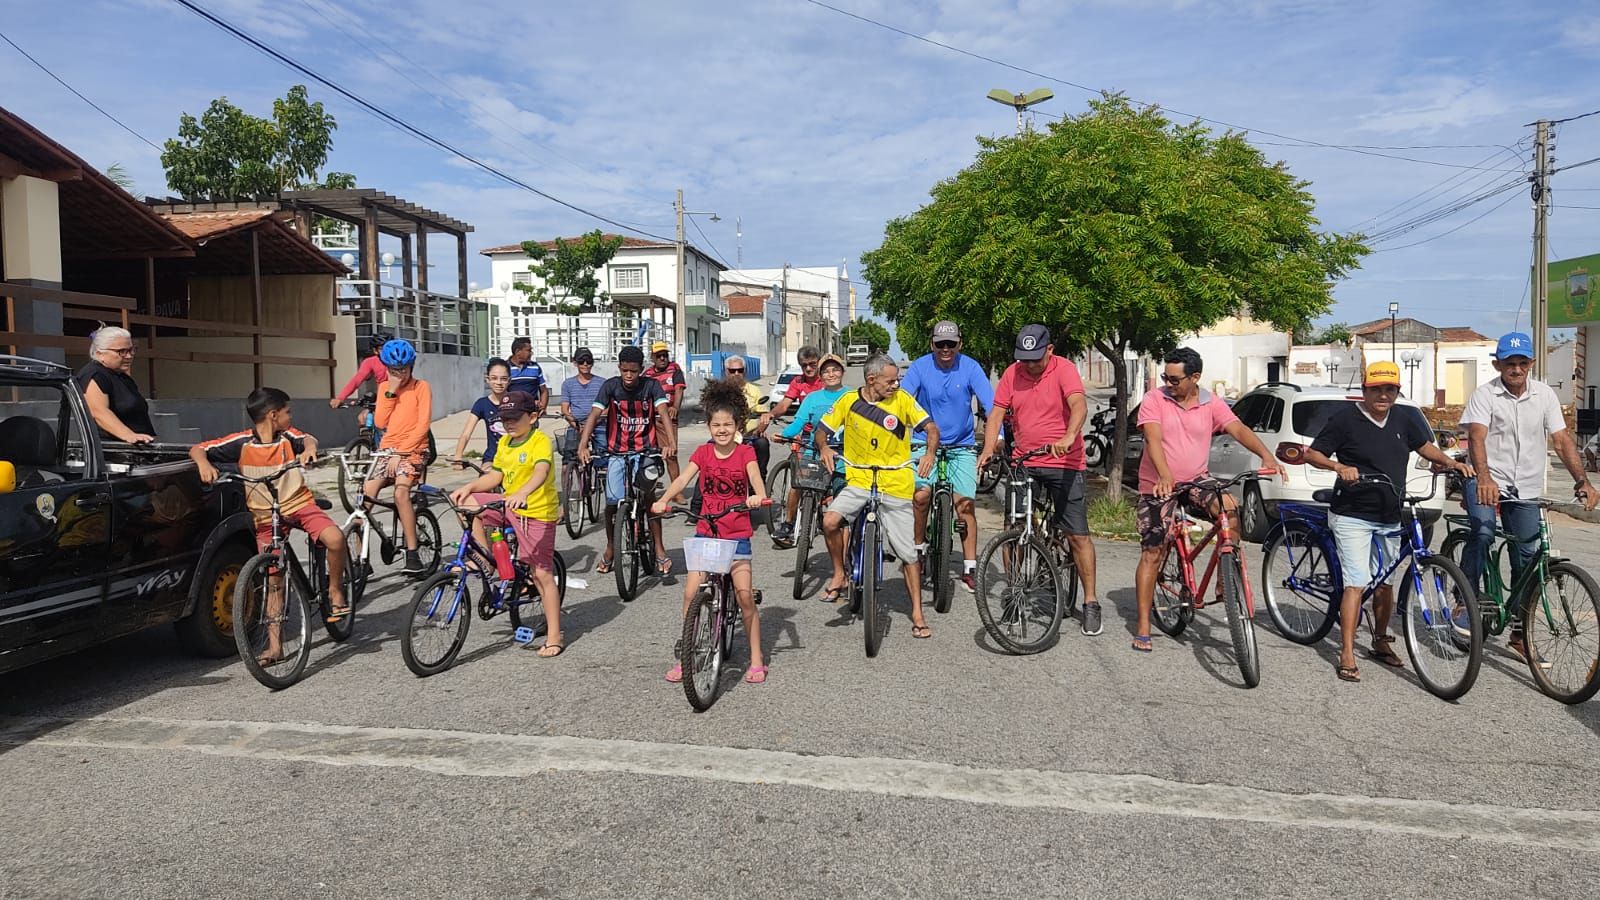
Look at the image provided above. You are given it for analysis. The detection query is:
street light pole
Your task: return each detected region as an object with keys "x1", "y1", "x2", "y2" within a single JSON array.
[
  {"x1": 673, "y1": 188, "x2": 720, "y2": 357},
  {"x1": 987, "y1": 88, "x2": 1055, "y2": 135},
  {"x1": 1388, "y1": 301, "x2": 1400, "y2": 363}
]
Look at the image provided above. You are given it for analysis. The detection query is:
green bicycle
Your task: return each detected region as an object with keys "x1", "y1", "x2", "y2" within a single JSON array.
[
  {"x1": 919, "y1": 446, "x2": 968, "y2": 615},
  {"x1": 1439, "y1": 497, "x2": 1600, "y2": 704}
]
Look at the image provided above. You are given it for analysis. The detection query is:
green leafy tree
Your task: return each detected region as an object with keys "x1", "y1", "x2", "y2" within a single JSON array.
[
  {"x1": 103, "y1": 162, "x2": 135, "y2": 195},
  {"x1": 161, "y1": 85, "x2": 351, "y2": 200},
  {"x1": 840, "y1": 319, "x2": 892, "y2": 355},
  {"x1": 861, "y1": 95, "x2": 1368, "y2": 495},
  {"x1": 517, "y1": 231, "x2": 626, "y2": 354},
  {"x1": 1310, "y1": 321, "x2": 1354, "y2": 346}
]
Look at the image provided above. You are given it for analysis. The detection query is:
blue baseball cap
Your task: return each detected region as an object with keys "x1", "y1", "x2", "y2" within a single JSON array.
[{"x1": 1494, "y1": 332, "x2": 1534, "y2": 360}]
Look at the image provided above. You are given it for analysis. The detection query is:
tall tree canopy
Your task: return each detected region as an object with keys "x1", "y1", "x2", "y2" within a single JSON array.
[
  {"x1": 161, "y1": 85, "x2": 354, "y2": 200},
  {"x1": 861, "y1": 95, "x2": 1368, "y2": 493},
  {"x1": 840, "y1": 319, "x2": 892, "y2": 355}
]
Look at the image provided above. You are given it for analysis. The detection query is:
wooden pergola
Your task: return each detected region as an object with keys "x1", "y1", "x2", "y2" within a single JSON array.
[{"x1": 280, "y1": 189, "x2": 473, "y2": 298}]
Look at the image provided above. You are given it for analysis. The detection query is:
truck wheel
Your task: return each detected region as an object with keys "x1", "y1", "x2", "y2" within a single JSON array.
[{"x1": 174, "y1": 541, "x2": 253, "y2": 658}]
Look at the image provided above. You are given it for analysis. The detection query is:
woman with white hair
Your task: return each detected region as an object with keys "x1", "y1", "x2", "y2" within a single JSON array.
[{"x1": 75, "y1": 326, "x2": 156, "y2": 443}]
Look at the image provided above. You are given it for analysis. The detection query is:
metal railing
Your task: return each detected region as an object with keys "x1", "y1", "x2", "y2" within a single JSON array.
[{"x1": 337, "y1": 279, "x2": 492, "y2": 357}]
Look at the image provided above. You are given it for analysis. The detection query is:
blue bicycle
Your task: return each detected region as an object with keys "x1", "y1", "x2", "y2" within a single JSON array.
[
  {"x1": 835, "y1": 457, "x2": 916, "y2": 658},
  {"x1": 400, "y1": 480, "x2": 567, "y2": 677},
  {"x1": 1260, "y1": 472, "x2": 1483, "y2": 700}
]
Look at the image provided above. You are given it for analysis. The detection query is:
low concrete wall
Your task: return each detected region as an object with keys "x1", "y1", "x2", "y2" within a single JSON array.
[{"x1": 418, "y1": 351, "x2": 488, "y2": 422}]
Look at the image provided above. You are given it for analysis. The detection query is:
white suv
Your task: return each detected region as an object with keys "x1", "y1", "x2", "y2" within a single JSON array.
[{"x1": 1206, "y1": 383, "x2": 1447, "y2": 543}]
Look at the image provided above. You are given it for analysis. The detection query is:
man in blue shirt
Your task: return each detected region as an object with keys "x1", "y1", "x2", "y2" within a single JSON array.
[
  {"x1": 507, "y1": 337, "x2": 550, "y2": 415},
  {"x1": 903, "y1": 321, "x2": 994, "y2": 593}
]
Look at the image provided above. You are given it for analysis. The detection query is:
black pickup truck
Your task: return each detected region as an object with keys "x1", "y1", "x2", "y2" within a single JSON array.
[{"x1": 0, "y1": 355, "x2": 255, "y2": 674}]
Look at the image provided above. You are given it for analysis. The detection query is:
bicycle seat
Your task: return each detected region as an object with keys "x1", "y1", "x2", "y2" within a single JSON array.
[
  {"x1": 1312, "y1": 489, "x2": 1335, "y2": 504},
  {"x1": 315, "y1": 498, "x2": 334, "y2": 510}
]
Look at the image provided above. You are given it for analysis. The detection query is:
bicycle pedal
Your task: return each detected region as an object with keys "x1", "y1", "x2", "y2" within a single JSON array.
[
  {"x1": 753, "y1": 590, "x2": 763, "y2": 606},
  {"x1": 512, "y1": 626, "x2": 536, "y2": 644}
]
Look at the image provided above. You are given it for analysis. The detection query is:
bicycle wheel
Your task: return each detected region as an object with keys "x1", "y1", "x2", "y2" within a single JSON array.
[
  {"x1": 930, "y1": 490, "x2": 955, "y2": 615},
  {"x1": 510, "y1": 553, "x2": 569, "y2": 633},
  {"x1": 563, "y1": 463, "x2": 585, "y2": 539},
  {"x1": 681, "y1": 590, "x2": 723, "y2": 711},
  {"x1": 792, "y1": 492, "x2": 816, "y2": 601},
  {"x1": 1439, "y1": 530, "x2": 1469, "y2": 569},
  {"x1": 862, "y1": 519, "x2": 882, "y2": 658},
  {"x1": 1520, "y1": 560, "x2": 1600, "y2": 705},
  {"x1": 233, "y1": 553, "x2": 313, "y2": 690},
  {"x1": 343, "y1": 519, "x2": 371, "y2": 600},
  {"x1": 1261, "y1": 523, "x2": 1340, "y2": 645},
  {"x1": 1221, "y1": 553, "x2": 1260, "y2": 688},
  {"x1": 976, "y1": 456, "x2": 1000, "y2": 494},
  {"x1": 614, "y1": 498, "x2": 641, "y2": 601},
  {"x1": 975, "y1": 529, "x2": 1065, "y2": 655},
  {"x1": 1399, "y1": 555, "x2": 1482, "y2": 701},
  {"x1": 314, "y1": 542, "x2": 356, "y2": 643},
  {"x1": 765, "y1": 458, "x2": 793, "y2": 537},
  {"x1": 402, "y1": 570, "x2": 473, "y2": 676},
  {"x1": 585, "y1": 465, "x2": 604, "y2": 522},
  {"x1": 337, "y1": 439, "x2": 371, "y2": 513},
  {"x1": 1151, "y1": 541, "x2": 1194, "y2": 638},
  {"x1": 414, "y1": 509, "x2": 443, "y2": 577}
]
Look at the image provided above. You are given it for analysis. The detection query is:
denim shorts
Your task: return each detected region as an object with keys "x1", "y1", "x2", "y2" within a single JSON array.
[
  {"x1": 912, "y1": 445, "x2": 979, "y2": 497},
  {"x1": 1328, "y1": 512, "x2": 1402, "y2": 589}
]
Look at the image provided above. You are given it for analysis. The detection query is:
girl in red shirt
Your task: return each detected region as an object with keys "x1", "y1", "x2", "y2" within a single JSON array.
[{"x1": 654, "y1": 381, "x2": 770, "y2": 684}]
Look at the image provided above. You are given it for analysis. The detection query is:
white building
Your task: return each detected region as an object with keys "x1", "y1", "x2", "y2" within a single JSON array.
[
  {"x1": 478, "y1": 235, "x2": 728, "y2": 361},
  {"x1": 724, "y1": 264, "x2": 853, "y2": 354},
  {"x1": 1287, "y1": 319, "x2": 1494, "y2": 406}
]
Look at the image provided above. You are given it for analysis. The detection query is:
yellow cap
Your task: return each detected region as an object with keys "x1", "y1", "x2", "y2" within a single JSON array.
[
  {"x1": 650, "y1": 341, "x2": 669, "y2": 353},
  {"x1": 1363, "y1": 360, "x2": 1402, "y2": 387}
]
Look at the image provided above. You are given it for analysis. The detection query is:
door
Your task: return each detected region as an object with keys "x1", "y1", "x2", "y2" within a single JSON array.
[
  {"x1": 1209, "y1": 393, "x2": 1273, "y2": 479},
  {"x1": 104, "y1": 460, "x2": 212, "y2": 635},
  {"x1": 0, "y1": 383, "x2": 111, "y2": 670},
  {"x1": 1445, "y1": 360, "x2": 1477, "y2": 405}
]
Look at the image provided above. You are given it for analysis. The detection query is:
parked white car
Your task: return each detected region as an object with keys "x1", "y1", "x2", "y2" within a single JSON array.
[
  {"x1": 768, "y1": 368, "x2": 800, "y2": 411},
  {"x1": 1206, "y1": 383, "x2": 1447, "y2": 543}
]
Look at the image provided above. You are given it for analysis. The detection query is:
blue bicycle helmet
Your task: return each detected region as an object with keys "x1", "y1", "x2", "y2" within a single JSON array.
[{"x1": 379, "y1": 338, "x2": 417, "y2": 368}]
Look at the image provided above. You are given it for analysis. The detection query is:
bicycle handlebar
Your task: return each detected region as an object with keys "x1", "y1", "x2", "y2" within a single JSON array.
[
  {"x1": 214, "y1": 462, "x2": 305, "y2": 486},
  {"x1": 1170, "y1": 468, "x2": 1279, "y2": 495},
  {"x1": 837, "y1": 457, "x2": 916, "y2": 471},
  {"x1": 658, "y1": 499, "x2": 773, "y2": 526}
]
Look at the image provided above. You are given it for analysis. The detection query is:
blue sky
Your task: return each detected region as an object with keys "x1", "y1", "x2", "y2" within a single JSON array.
[{"x1": 4, "y1": 0, "x2": 1600, "y2": 342}]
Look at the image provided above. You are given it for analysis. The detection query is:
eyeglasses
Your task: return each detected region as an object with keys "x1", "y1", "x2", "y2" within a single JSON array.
[
  {"x1": 933, "y1": 341, "x2": 958, "y2": 350},
  {"x1": 104, "y1": 347, "x2": 136, "y2": 357},
  {"x1": 726, "y1": 367, "x2": 745, "y2": 374},
  {"x1": 1160, "y1": 374, "x2": 1189, "y2": 386},
  {"x1": 801, "y1": 359, "x2": 819, "y2": 368}
]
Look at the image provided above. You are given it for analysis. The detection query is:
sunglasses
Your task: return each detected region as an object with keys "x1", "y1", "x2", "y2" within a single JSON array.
[
  {"x1": 933, "y1": 341, "x2": 958, "y2": 350},
  {"x1": 1160, "y1": 374, "x2": 1190, "y2": 386},
  {"x1": 574, "y1": 359, "x2": 593, "y2": 365},
  {"x1": 726, "y1": 367, "x2": 745, "y2": 374}
]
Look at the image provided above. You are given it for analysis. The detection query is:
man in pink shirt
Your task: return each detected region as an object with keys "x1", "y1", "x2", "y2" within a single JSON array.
[
  {"x1": 1132, "y1": 347, "x2": 1282, "y2": 652},
  {"x1": 978, "y1": 324, "x2": 1103, "y2": 635}
]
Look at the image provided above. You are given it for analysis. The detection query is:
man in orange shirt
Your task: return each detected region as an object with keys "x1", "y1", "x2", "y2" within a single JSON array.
[{"x1": 363, "y1": 339, "x2": 434, "y2": 576}]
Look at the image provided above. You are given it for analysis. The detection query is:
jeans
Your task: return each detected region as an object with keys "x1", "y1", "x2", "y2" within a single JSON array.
[{"x1": 1461, "y1": 477, "x2": 1541, "y2": 611}]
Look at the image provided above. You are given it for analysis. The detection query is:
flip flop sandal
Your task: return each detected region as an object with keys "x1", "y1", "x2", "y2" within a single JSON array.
[
  {"x1": 595, "y1": 559, "x2": 614, "y2": 575},
  {"x1": 1337, "y1": 664, "x2": 1362, "y2": 683},
  {"x1": 819, "y1": 585, "x2": 847, "y2": 603},
  {"x1": 744, "y1": 665, "x2": 768, "y2": 684},
  {"x1": 1131, "y1": 635, "x2": 1153, "y2": 653},
  {"x1": 1369, "y1": 636, "x2": 1405, "y2": 668},
  {"x1": 536, "y1": 642, "x2": 565, "y2": 658},
  {"x1": 911, "y1": 624, "x2": 932, "y2": 639},
  {"x1": 657, "y1": 557, "x2": 674, "y2": 576},
  {"x1": 665, "y1": 663, "x2": 683, "y2": 683}
]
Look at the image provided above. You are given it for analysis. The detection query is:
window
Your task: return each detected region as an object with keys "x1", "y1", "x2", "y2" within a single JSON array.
[
  {"x1": 511, "y1": 270, "x2": 535, "y2": 287},
  {"x1": 1230, "y1": 394, "x2": 1270, "y2": 430},
  {"x1": 612, "y1": 266, "x2": 646, "y2": 293},
  {"x1": 0, "y1": 383, "x2": 87, "y2": 484},
  {"x1": 1257, "y1": 397, "x2": 1285, "y2": 433}
]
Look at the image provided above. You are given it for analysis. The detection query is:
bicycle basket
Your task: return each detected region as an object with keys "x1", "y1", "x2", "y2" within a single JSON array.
[
  {"x1": 683, "y1": 537, "x2": 739, "y2": 573},
  {"x1": 794, "y1": 454, "x2": 831, "y2": 491},
  {"x1": 559, "y1": 429, "x2": 580, "y2": 461}
]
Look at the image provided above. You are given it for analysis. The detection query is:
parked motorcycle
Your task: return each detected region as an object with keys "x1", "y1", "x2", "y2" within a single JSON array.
[{"x1": 1083, "y1": 406, "x2": 1117, "y2": 471}]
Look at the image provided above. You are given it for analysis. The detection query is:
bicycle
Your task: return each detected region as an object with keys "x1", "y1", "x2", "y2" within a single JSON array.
[
  {"x1": 1438, "y1": 492, "x2": 1600, "y2": 704},
  {"x1": 336, "y1": 398, "x2": 379, "y2": 512},
  {"x1": 606, "y1": 450, "x2": 667, "y2": 602},
  {"x1": 559, "y1": 431, "x2": 606, "y2": 540},
  {"x1": 917, "y1": 445, "x2": 969, "y2": 615},
  {"x1": 834, "y1": 457, "x2": 918, "y2": 658},
  {"x1": 659, "y1": 500, "x2": 772, "y2": 711},
  {"x1": 780, "y1": 424, "x2": 835, "y2": 601},
  {"x1": 1260, "y1": 472, "x2": 1483, "y2": 700},
  {"x1": 218, "y1": 466, "x2": 362, "y2": 690},
  {"x1": 400, "y1": 485, "x2": 569, "y2": 677},
  {"x1": 763, "y1": 431, "x2": 796, "y2": 540},
  {"x1": 336, "y1": 448, "x2": 444, "y2": 580},
  {"x1": 1149, "y1": 470, "x2": 1278, "y2": 688},
  {"x1": 974, "y1": 448, "x2": 1075, "y2": 655}
]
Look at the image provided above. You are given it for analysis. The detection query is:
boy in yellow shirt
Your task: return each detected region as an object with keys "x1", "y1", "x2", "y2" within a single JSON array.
[{"x1": 450, "y1": 391, "x2": 564, "y2": 657}]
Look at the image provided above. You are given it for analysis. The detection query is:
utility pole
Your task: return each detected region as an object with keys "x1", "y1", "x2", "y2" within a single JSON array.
[
  {"x1": 780, "y1": 262, "x2": 790, "y2": 364},
  {"x1": 1532, "y1": 119, "x2": 1552, "y2": 382},
  {"x1": 674, "y1": 188, "x2": 686, "y2": 356},
  {"x1": 735, "y1": 216, "x2": 743, "y2": 267}
]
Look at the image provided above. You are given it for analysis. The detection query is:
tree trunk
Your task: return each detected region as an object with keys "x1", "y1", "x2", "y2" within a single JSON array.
[{"x1": 1096, "y1": 337, "x2": 1131, "y2": 502}]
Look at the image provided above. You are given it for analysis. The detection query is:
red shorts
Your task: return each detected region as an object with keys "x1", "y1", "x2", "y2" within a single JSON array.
[
  {"x1": 254, "y1": 504, "x2": 338, "y2": 552},
  {"x1": 473, "y1": 493, "x2": 558, "y2": 571}
]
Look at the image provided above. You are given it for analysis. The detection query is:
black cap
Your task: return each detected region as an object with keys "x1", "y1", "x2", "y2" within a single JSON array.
[
  {"x1": 572, "y1": 347, "x2": 594, "y2": 363},
  {"x1": 498, "y1": 391, "x2": 539, "y2": 417},
  {"x1": 1014, "y1": 324, "x2": 1051, "y2": 361}
]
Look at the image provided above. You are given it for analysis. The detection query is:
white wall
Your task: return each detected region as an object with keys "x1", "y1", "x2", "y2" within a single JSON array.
[
  {"x1": 1183, "y1": 331, "x2": 1290, "y2": 398},
  {"x1": 720, "y1": 315, "x2": 768, "y2": 373},
  {"x1": 726, "y1": 265, "x2": 851, "y2": 331}
]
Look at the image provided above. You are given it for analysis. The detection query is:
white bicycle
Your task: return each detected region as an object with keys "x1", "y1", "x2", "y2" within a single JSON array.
[{"x1": 335, "y1": 448, "x2": 445, "y2": 585}]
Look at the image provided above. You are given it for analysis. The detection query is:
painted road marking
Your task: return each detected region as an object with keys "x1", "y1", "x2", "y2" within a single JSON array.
[{"x1": 3, "y1": 714, "x2": 1597, "y2": 851}]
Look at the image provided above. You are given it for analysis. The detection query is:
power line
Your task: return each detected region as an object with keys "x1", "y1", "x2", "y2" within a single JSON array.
[
  {"x1": 0, "y1": 28, "x2": 162, "y2": 151},
  {"x1": 801, "y1": 0, "x2": 1525, "y2": 173},
  {"x1": 1550, "y1": 108, "x2": 1600, "y2": 126},
  {"x1": 1369, "y1": 191, "x2": 1521, "y2": 252},
  {"x1": 1347, "y1": 144, "x2": 1527, "y2": 233},
  {"x1": 688, "y1": 215, "x2": 730, "y2": 267},
  {"x1": 169, "y1": 0, "x2": 675, "y2": 242},
  {"x1": 1365, "y1": 177, "x2": 1524, "y2": 244}
]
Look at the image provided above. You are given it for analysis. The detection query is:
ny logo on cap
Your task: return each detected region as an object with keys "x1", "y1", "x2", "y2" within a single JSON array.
[
  {"x1": 1020, "y1": 335, "x2": 1038, "y2": 351},
  {"x1": 1507, "y1": 337, "x2": 1526, "y2": 348}
]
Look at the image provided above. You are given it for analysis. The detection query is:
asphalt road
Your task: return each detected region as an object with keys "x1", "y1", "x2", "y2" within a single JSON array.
[{"x1": 5, "y1": 410, "x2": 1600, "y2": 898}]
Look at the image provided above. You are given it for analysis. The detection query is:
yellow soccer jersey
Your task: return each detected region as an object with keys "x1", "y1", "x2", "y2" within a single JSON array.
[
  {"x1": 819, "y1": 388, "x2": 930, "y2": 499},
  {"x1": 492, "y1": 430, "x2": 559, "y2": 522}
]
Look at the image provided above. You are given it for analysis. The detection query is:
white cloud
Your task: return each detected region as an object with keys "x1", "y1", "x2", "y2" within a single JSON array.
[{"x1": 1357, "y1": 77, "x2": 1513, "y2": 135}]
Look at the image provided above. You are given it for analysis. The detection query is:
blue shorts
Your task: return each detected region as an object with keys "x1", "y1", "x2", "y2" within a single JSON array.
[
  {"x1": 1328, "y1": 513, "x2": 1402, "y2": 589},
  {"x1": 605, "y1": 453, "x2": 659, "y2": 505},
  {"x1": 732, "y1": 537, "x2": 753, "y2": 560},
  {"x1": 912, "y1": 445, "x2": 978, "y2": 497}
]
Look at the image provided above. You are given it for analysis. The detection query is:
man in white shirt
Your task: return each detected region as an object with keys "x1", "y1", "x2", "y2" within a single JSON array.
[{"x1": 1458, "y1": 332, "x2": 1596, "y2": 661}]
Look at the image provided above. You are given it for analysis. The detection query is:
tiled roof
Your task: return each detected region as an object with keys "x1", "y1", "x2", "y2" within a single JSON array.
[
  {"x1": 159, "y1": 208, "x2": 276, "y2": 240},
  {"x1": 1439, "y1": 327, "x2": 1490, "y2": 342},
  {"x1": 159, "y1": 210, "x2": 348, "y2": 276},
  {"x1": 726, "y1": 293, "x2": 766, "y2": 315}
]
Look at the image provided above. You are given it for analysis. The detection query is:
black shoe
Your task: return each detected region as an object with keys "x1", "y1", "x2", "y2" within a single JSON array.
[
  {"x1": 402, "y1": 550, "x2": 426, "y2": 576},
  {"x1": 771, "y1": 524, "x2": 795, "y2": 549}
]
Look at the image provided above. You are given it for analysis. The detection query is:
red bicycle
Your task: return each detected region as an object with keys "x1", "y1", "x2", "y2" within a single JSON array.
[{"x1": 1151, "y1": 469, "x2": 1276, "y2": 688}]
